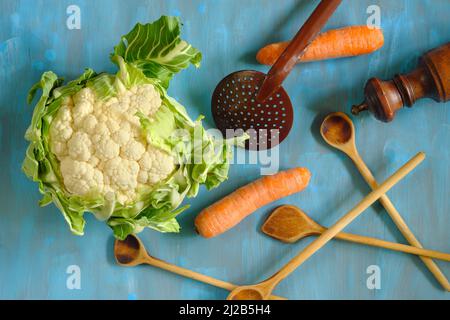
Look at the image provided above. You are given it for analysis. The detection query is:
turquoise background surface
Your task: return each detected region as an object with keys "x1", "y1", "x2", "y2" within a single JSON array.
[{"x1": 0, "y1": 0, "x2": 449, "y2": 299}]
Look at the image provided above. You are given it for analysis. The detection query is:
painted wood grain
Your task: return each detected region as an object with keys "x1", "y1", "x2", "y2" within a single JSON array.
[{"x1": 0, "y1": 0, "x2": 448, "y2": 299}]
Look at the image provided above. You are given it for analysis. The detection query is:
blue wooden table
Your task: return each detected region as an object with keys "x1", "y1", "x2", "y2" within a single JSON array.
[{"x1": 0, "y1": 0, "x2": 449, "y2": 300}]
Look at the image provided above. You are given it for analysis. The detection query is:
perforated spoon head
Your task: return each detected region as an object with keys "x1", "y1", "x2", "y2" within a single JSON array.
[
  {"x1": 262, "y1": 205, "x2": 323, "y2": 243},
  {"x1": 320, "y1": 112, "x2": 357, "y2": 154},
  {"x1": 211, "y1": 70, "x2": 294, "y2": 151},
  {"x1": 114, "y1": 234, "x2": 148, "y2": 267}
]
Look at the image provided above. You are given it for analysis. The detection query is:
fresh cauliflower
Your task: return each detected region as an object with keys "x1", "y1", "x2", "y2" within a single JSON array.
[
  {"x1": 23, "y1": 17, "x2": 240, "y2": 239},
  {"x1": 49, "y1": 84, "x2": 175, "y2": 204}
]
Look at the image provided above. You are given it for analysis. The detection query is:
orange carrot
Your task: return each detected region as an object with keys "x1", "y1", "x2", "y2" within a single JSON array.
[
  {"x1": 195, "y1": 168, "x2": 311, "y2": 238},
  {"x1": 256, "y1": 26, "x2": 384, "y2": 66}
]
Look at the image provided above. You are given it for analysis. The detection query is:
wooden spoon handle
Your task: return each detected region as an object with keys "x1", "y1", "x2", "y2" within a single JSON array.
[
  {"x1": 329, "y1": 230, "x2": 450, "y2": 261},
  {"x1": 350, "y1": 152, "x2": 450, "y2": 291},
  {"x1": 265, "y1": 152, "x2": 425, "y2": 288},
  {"x1": 144, "y1": 256, "x2": 287, "y2": 300},
  {"x1": 257, "y1": 0, "x2": 342, "y2": 101}
]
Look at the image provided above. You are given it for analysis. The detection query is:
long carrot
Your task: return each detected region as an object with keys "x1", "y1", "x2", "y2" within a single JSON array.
[
  {"x1": 256, "y1": 26, "x2": 384, "y2": 66},
  {"x1": 195, "y1": 168, "x2": 311, "y2": 238}
]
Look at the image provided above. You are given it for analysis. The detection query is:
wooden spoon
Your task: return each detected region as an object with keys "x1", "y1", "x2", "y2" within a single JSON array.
[
  {"x1": 320, "y1": 112, "x2": 450, "y2": 291},
  {"x1": 113, "y1": 234, "x2": 286, "y2": 300},
  {"x1": 262, "y1": 205, "x2": 450, "y2": 261},
  {"x1": 227, "y1": 152, "x2": 425, "y2": 300}
]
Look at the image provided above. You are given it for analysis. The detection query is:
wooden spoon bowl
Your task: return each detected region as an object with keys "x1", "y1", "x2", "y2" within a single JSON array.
[
  {"x1": 320, "y1": 112, "x2": 356, "y2": 151},
  {"x1": 262, "y1": 205, "x2": 322, "y2": 243},
  {"x1": 228, "y1": 287, "x2": 265, "y2": 300},
  {"x1": 114, "y1": 234, "x2": 144, "y2": 266}
]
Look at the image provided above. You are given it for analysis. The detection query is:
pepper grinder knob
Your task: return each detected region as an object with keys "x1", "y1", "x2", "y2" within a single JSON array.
[{"x1": 352, "y1": 42, "x2": 450, "y2": 122}]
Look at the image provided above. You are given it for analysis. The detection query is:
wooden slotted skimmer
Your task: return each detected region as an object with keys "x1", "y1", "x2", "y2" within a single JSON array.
[{"x1": 212, "y1": 0, "x2": 342, "y2": 150}]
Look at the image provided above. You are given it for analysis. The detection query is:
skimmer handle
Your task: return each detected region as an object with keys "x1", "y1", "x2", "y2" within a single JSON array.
[{"x1": 257, "y1": 0, "x2": 342, "y2": 102}]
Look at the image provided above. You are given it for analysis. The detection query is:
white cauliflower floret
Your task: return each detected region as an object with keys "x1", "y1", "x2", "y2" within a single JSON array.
[
  {"x1": 50, "y1": 105, "x2": 73, "y2": 142},
  {"x1": 121, "y1": 140, "x2": 146, "y2": 161},
  {"x1": 138, "y1": 147, "x2": 175, "y2": 184},
  {"x1": 103, "y1": 158, "x2": 139, "y2": 191},
  {"x1": 111, "y1": 121, "x2": 131, "y2": 146},
  {"x1": 72, "y1": 88, "x2": 95, "y2": 127},
  {"x1": 91, "y1": 122, "x2": 110, "y2": 144},
  {"x1": 123, "y1": 84, "x2": 162, "y2": 127},
  {"x1": 67, "y1": 132, "x2": 92, "y2": 161},
  {"x1": 50, "y1": 104, "x2": 74, "y2": 160},
  {"x1": 60, "y1": 158, "x2": 104, "y2": 195},
  {"x1": 73, "y1": 87, "x2": 95, "y2": 104},
  {"x1": 129, "y1": 84, "x2": 162, "y2": 116},
  {"x1": 88, "y1": 155, "x2": 100, "y2": 167},
  {"x1": 49, "y1": 83, "x2": 173, "y2": 204},
  {"x1": 104, "y1": 97, "x2": 121, "y2": 111},
  {"x1": 96, "y1": 112, "x2": 109, "y2": 124},
  {"x1": 73, "y1": 101, "x2": 93, "y2": 127},
  {"x1": 106, "y1": 118, "x2": 120, "y2": 134},
  {"x1": 81, "y1": 114, "x2": 98, "y2": 134},
  {"x1": 95, "y1": 137, "x2": 120, "y2": 161}
]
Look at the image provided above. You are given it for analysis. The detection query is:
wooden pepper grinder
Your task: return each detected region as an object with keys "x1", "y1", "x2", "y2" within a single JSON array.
[{"x1": 352, "y1": 42, "x2": 450, "y2": 122}]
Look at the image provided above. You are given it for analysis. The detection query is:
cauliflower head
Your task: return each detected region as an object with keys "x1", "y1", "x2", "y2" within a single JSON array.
[
  {"x1": 23, "y1": 16, "x2": 244, "y2": 239},
  {"x1": 49, "y1": 85, "x2": 175, "y2": 205}
]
